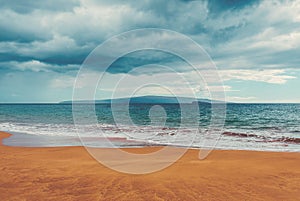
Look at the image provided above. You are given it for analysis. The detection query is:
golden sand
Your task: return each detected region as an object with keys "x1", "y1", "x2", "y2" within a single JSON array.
[{"x1": 0, "y1": 131, "x2": 299, "y2": 200}]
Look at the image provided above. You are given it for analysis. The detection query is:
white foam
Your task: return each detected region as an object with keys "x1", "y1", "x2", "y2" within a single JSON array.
[{"x1": 1, "y1": 122, "x2": 299, "y2": 152}]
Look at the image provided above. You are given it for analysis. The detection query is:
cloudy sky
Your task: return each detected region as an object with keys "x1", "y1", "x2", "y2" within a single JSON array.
[{"x1": 0, "y1": 0, "x2": 300, "y2": 103}]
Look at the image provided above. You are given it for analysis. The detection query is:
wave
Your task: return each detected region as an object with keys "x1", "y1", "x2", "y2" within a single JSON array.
[
  {"x1": 266, "y1": 137, "x2": 300, "y2": 144},
  {"x1": 223, "y1": 131, "x2": 300, "y2": 144},
  {"x1": 222, "y1": 132, "x2": 259, "y2": 138}
]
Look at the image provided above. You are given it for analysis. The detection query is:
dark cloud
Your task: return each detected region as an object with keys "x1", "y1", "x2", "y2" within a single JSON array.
[
  {"x1": 0, "y1": 28, "x2": 43, "y2": 43},
  {"x1": 0, "y1": 53, "x2": 33, "y2": 63},
  {"x1": 107, "y1": 50, "x2": 187, "y2": 74}
]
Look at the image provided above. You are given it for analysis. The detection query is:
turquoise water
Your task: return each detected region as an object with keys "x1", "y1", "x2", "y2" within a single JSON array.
[{"x1": 0, "y1": 103, "x2": 299, "y2": 151}]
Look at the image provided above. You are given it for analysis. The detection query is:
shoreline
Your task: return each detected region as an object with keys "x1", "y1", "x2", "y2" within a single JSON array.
[
  {"x1": 3, "y1": 131, "x2": 299, "y2": 153},
  {"x1": 0, "y1": 131, "x2": 300, "y2": 200}
]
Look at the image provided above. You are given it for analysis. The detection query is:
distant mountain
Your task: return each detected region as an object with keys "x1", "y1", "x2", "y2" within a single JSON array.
[{"x1": 60, "y1": 95, "x2": 226, "y2": 104}]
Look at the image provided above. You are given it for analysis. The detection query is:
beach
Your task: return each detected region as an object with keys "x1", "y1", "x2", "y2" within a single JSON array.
[{"x1": 0, "y1": 131, "x2": 299, "y2": 201}]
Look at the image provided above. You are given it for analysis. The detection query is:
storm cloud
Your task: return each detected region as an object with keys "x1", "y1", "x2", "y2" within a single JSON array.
[{"x1": 0, "y1": 0, "x2": 299, "y2": 102}]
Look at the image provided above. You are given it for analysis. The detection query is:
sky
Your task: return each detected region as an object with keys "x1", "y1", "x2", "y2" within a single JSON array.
[{"x1": 0, "y1": 0, "x2": 300, "y2": 103}]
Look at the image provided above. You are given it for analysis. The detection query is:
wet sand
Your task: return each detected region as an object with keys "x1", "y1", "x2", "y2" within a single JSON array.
[{"x1": 0, "y1": 131, "x2": 299, "y2": 200}]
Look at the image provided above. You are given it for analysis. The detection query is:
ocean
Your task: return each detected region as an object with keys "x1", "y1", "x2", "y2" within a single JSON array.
[{"x1": 0, "y1": 103, "x2": 299, "y2": 152}]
